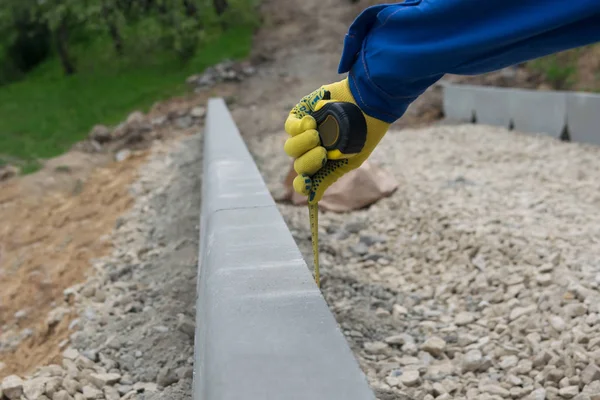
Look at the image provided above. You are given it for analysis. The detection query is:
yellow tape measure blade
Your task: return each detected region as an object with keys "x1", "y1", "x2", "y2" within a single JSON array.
[{"x1": 308, "y1": 202, "x2": 320, "y2": 287}]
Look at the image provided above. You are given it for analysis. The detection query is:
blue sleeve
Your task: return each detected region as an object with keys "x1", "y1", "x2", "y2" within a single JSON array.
[{"x1": 338, "y1": 0, "x2": 600, "y2": 123}]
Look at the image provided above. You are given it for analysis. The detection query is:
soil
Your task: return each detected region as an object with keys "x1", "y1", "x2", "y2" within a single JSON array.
[{"x1": 0, "y1": 150, "x2": 147, "y2": 379}]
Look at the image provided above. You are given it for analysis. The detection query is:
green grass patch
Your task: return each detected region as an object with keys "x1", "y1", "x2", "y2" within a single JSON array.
[
  {"x1": 527, "y1": 51, "x2": 578, "y2": 90},
  {"x1": 0, "y1": 24, "x2": 255, "y2": 169}
]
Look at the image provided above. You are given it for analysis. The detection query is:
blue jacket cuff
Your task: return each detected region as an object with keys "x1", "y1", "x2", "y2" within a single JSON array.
[{"x1": 347, "y1": 51, "x2": 418, "y2": 124}]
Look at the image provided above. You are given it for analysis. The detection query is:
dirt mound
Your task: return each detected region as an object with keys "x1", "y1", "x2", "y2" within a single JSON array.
[{"x1": 0, "y1": 149, "x2": 148, "y2": 379}]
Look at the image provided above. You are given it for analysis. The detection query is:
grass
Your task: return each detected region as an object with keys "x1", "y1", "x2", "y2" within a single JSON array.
[
  {"x1": 527, "y1": 51, "x2": 578, "y2": 90},
  {"x1": 525, "y1": 44, "x2": 600, "y2": 92},
  {"x1": 0, "y1": 23, "x2": 255, "y2": 172}
]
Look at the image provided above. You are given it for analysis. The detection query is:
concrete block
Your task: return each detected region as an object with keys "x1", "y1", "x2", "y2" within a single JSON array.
[
  {"x1": 442, "y1": 83, "x2": 477, "y2": 122},
  {"x1": 508, "y1": 89, "x2": 567, "y2": 138},
  {"x1": 566, "y1": 92, "x2": 600, "y2": 146},
  {"x1": 471, "y1": 86, "x2": 512, "y2": 129},
  {"x1": 194, "y1": 97, "x2": 376, "y2": 400}
]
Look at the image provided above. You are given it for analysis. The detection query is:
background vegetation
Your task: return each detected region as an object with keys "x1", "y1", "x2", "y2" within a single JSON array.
[{"x1": 0, "y1": 0, "x2": 260, "y2": 171}]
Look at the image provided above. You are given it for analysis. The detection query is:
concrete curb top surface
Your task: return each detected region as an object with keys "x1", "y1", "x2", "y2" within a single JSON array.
[
  {"x1": 193, "y1": 98, "x2": 376, "y2": 400},
  {"x1": 441, "y1": 82, "x2": 600, "y2": 146}
]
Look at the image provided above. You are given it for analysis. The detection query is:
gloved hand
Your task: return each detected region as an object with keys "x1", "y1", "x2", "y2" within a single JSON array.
[{"x1": 284, "y1": 78, "x2": 390, "y2": 204}]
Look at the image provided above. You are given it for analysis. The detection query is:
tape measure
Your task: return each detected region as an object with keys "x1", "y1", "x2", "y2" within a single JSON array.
[{"x1": 308, "y1": 101, "x2": 367, "y2": 287}]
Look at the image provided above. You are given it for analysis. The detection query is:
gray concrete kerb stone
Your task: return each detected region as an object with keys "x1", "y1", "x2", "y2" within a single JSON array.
[
  {"x1": 566, "y1": 91, "x2": 600, "y2": 146},
  {"x1": 193, "y1": 98, "x2": 376, "y2": 400},
  {"x1": 508, "y1": 88, "x2": 567, "y2": 139}
]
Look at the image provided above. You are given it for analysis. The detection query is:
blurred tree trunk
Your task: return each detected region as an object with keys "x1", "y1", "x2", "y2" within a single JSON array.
[
  {"x1": 183, "y1": 0, "x2": 197, "y2": 16},
  {"x1": 108, "y1": 22, "x2": 123, "y2": 54},
  {"x1": 55, "y1": 20, "x2": 76, "y2": 75},
  {"x1": 102, "y1": 1, "x2": 123, "y2": 55},
  {"x1": 213, "y1": 0, "x2": 228, "y2": 15}
]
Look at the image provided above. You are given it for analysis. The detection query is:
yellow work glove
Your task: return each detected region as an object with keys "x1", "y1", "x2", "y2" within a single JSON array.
[{"x1": 284, "y1": 78, "x2": 390, "y2": 204}]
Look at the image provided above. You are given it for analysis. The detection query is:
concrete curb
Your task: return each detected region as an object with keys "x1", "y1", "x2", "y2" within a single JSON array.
[
  {"x1": 441, "y1": 82, "x2": 600, "y2": 145},
  {"x1": 193, "y1": 98, "x2": 376, "y2": 400}
]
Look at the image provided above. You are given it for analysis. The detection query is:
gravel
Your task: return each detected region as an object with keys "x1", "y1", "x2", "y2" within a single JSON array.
[
  {"x1": 248, "y1": 123, "x2": 600, "y2": 400},
  {"x1": 2, "y1": 133, "x2": 201, "y2": 399}
]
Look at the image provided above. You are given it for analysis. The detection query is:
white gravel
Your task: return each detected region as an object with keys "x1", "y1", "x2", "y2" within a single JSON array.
[{"x1": 248, "y1": 124, "x2": 600, "y2": 400}]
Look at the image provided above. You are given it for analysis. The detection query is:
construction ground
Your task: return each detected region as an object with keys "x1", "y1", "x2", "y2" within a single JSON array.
[{"x1": 1, "y1": 1, "x2": 600, "y2": 399}]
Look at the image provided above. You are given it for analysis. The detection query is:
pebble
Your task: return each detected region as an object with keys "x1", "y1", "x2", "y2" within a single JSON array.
[
  {"x1": 462, "y1": 349, "x2": 483, "y2": 372},
  {"x1": 62, "y1": 378, "x2": 80, "y2": 395},
  {"x1": 53, "y1": 390, "x2": 74, "y2": 400},
  {"x1": 44, "y1": 376, "x2": 65, "y2": 396},
  {"x1": 177, "y1": 314, "x2": 195, "y2": 339},
  {"x1": 560, "y1": 386, "x2": 580, "y2": 398},
  {"x1": 103, "y1": 386, "x2": 120, "y2": 400},
  {"x1": 510, "y1": 305, "x2": 536, "y2": 321},
  {"x1": 480, "y1": 384, "x2": 510, "y2": 398},
  {"x1": 190, "y1": 106, "x2": 206, "y2": 118},
  {"x1": 421, "y1": 337, "x2": 446, "y2": 356},
  {"x1": 153, "y1": 325, "x2": 169, "y2": 333},
  {"x1": 548, "y1": 368, "x2": 565, "y2": 383},
  {"x1": 175, "y1": 115, "x2": 193, "y2": 129},
  {"x1": 537, "y1": 274, "x2": 553, "y2": 286},
  {"x1": 115, "y1": 149, "x2": 131, "y2": 162},
  {"x1": 156, "y1": 366, "x2": 178, "y2": 387},
  {"x1": 393, "y1": 304, "x2": 408, "y2": 316},
  {"x1": 63, "y1": 348, "x2": 80, "y2": 361},
  {"x1": 89, "y1": 372, "x2": 121, "y2": 388},
  {"x1": 565, "y1": 303, "x2": 588, "y2": 318},
  {"x1": 499, "y1": 355, "x2": 518, "y2": 370},
  {"x1": 549, "y1": 315, "x2": 567, "y2": 332},
  {"x1": 1, "y1": 375, "x2": 24, "y2": 399},
  {"x1": 534, "y1": 350, "x2": 554, "y2": 368},
  {"x1": 400, "y1": 370, "x2": 421, "y2": 387},
  {"x1": 582, "y1": 363, "x2": 600, "y2": 385},
  {"x1": 82, "y1": 385, "x2": 102, "y2": 400},
  {"x1": 345, "y1": 221, "x2": 366, "y2": 233},
  {"x1": 385, "y1": 334, "x2": 412, "y2": 345},
  {"x1": 23, "y1": 377, "x2": 47, "y2": 399},
  {"x1": 506, "y1": 374, "x2": 523, "y2": 386},
  {"x1": 455, "y1": 312, "x2": 476, "y2": 326},
  {"x1": 175, "y1": 366, "x2": 193, "y2": 380},
  {"x1": 364, "y1": 341, "x2": 389, "y2": 354},
  {"x1": 527, "y1": 388, "x2": 547, "y2": 400}
]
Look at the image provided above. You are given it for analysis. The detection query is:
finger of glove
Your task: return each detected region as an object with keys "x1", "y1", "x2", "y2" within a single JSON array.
[
  {"x1": 285, "y1": 114, "x2": 317, "y2": 137},
  {"x1": 283, "y1": 129, "x2": 320, "y2": 158},
  {"x1": 294, "y1": 146, "x2": 327, "y2": 176},
  {"x1": 293, "y1": 174, "x2": 312, "y2": 196}
]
